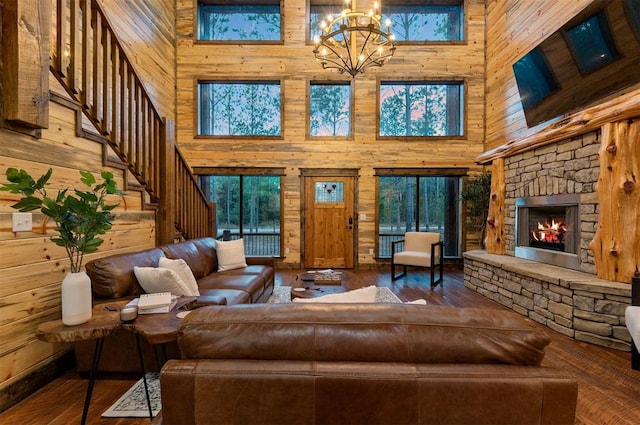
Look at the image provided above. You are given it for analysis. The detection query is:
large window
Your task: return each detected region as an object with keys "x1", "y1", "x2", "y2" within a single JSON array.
[
  {"x1": 200, "y1": 173, "x2": 282, "y2": 256},
  {"x1": 379, "y1": 81, "x2": 464, "y2": 137},
  {"x1": 309, "y1": 3, "x2": 344, "y2": 41},
  {"x1": 309, "y1": 81, "x2": 352, "y2": 137},
  {"x1": 197, "y1": 3, "x2": 282, "y2": 41},
  {"x1": 382, "y1": 4, "x2": 464, "y2": 42},
  {"x1": 198, "y1": 81, "x2": 282, "y2": 137},
  {"x1": 377, "y1": 173, "x2": 461, "y2": 258}
]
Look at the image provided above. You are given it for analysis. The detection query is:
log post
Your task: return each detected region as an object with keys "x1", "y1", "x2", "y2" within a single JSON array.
[
  {"x1": 158, "y1": 117, "x2": 177, "y2": 245},
  {"x1": 485, "y1": 158, "x2": 506, "y2": 254},
  {"x1": 1, "y1": 0, "x2": 50, "y2": 128},
  {"x1": 588, "y1": 120, "x2": 640, "y2": 283}
]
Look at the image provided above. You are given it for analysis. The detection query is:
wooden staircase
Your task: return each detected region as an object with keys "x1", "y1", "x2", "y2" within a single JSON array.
[{"x1": 49, "y1": 0, "x2": 214, "y2": 243}]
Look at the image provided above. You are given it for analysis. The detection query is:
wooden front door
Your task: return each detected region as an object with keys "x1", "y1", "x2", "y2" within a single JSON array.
[{"x1": 303, "y1": 176, "x2": 355, "y2": 269}]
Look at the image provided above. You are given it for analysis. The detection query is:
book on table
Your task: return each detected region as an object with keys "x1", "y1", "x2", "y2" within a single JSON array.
[{"x1": 126, "y1": 292, "x2": 178, "y2": 314}]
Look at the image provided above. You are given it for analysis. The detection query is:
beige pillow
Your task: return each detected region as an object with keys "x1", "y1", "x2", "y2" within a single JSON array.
[
  {"x1": 133, "y1": 266, "x2": 191, "y2": 296},
  {"x1": 292, "y1": 285, "x2": 377, "y2": 303},
  {"x1": 159, "y1": 257, "x2": 200, "y2": 296},
  {"x1": 215, "y1": 239, "x2": 247, "y2": 272}
]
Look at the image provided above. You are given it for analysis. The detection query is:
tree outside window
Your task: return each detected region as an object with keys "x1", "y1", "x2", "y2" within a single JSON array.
[
  {"x1": 309, "y1": 82, "x2": 351, "y2": 137},
  {"x1": 379, "y1": 81, "x2": 464, "y2": 137},
  {"x1": 200, "y1": 174, "x2": 281, "y2": 256},
  {"x1": 198, "y1": 82, "x2": 281, "y2": 137},
  {"x1": 378, "y1": 175, "x2": 460, "y2": 258},
  {"x1": 198, "y1": 4, "x2": 281, "y2": 41},
  {"x1": 382, "y1": 5, "x2": 464, "y2": 42}
]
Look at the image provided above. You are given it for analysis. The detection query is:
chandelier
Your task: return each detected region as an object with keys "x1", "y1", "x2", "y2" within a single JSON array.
[{"x1": 313, "y1": 0, "x2": 396, "y2": 77}]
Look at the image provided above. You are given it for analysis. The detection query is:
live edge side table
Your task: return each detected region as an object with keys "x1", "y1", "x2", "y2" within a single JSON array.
[{"x1": 36, "y1": 297, "x2": 197, "y2": 425}]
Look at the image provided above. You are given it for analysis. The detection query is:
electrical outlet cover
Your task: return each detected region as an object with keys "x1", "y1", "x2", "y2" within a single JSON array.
[{"x1": 12, "y1": 212, "x2": 33, "y2": 232}]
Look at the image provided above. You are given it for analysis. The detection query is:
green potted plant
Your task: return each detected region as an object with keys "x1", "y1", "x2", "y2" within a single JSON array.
[
  {"x1": 1, "y1": 168, "x2": 120, "y2": 325},
  {"x1": 461, "y1": 173, "x2": 491, "y2": 249}
]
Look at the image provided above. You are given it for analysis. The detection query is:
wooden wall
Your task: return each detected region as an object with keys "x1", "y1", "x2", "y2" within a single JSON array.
[
  {"x1": 0, "y1": 0, "x2": 175, "y2": 402},
  {"x1": 485, "y1": 0, "x2": 640, "y2": 149},
  {"x1": 175, "y1": 0, "x2": 487, "y2": 267}
]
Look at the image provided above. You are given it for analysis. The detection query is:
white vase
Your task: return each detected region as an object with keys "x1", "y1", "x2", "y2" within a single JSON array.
[{"x1": 61, "y1": 271, "x2": 92, "y2": 326}]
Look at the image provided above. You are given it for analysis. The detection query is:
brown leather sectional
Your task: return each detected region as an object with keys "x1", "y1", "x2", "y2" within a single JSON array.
[
  {"x1": 75, "y1": 237, "x2": 275, "y2": 372},
  {"x1": 155, "y1": 303, "x2": 578, "y2": 425}
]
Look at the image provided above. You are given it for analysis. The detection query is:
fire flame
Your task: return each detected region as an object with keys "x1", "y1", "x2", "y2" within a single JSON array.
[{"x1": 531, "y1": 219, "x2": 567, "y2": 243}]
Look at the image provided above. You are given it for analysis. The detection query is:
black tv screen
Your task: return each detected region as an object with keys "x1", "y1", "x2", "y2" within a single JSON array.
[
  {"x1": 512, "y1": 48, "x2": 559, "y2": 110},
  {"x1": 565, "y1": 12, "x2": 619, "y2": 74}
]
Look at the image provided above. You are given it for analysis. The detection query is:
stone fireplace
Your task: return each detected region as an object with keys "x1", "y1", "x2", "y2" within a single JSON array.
[
  {"x1": 464, "y1": 129, "x2": 633, "y2": 351},
  {"x1": 515, "y1": 194, "x2": 580, "y2": 270}
]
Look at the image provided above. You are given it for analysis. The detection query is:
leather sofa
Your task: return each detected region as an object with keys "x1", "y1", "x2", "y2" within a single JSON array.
[
  {"x1": 75, "y1": 237, "x2": 275, "y2": 372},
  {"x1": 155, "y1": 303, "x2": 578, "y2": 425}
]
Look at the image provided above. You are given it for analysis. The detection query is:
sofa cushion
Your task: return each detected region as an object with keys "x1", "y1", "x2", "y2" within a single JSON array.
[
  {"x1": 190, "y1": 237, "x2": 218, "y2": 275},
  {"x1": 217, "y1": 265, "x2": 273, "y2": 292},
  {"x1": 198, "y1": 288, "x2": 251, "y2": 305},
  {"x1": 161, "y1": 240, "x2": 209, "y2": 279},
  {"x1": 178, "y1": 304, "x2": 551, "y2": 366},
  {"x1": 215, "y1": 239, "x2": 247, "y2": 271},
  {"x1": 133, "y1": 266, "x2": 193, "y2": 296},
  {"x1": 159, "y1": 258, "x2": 200, "y2": 296},
  {"x1": 198, "y1": 273, "x2": 265, "y2": 303},
  {"x1": 86, "y1": 248, "x2": 165, "y2": 298}
]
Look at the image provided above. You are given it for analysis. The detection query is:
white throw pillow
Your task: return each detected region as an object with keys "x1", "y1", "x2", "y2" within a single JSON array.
[
  {"x1": 215, "y1": 239, "x2": 247, "y2": 272},
  {"x1": 133, "y1": 266, "x2": 191, "y2": 296},
  {"x1": 158, "y1": 257, "x2": 200, "y2": 296},
  {"x1": 292, "y1": 285, "x2": 377, "y2": 303}
]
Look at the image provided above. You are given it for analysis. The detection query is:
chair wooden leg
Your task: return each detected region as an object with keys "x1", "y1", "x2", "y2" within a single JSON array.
[{"x1": 633, "y1": 342, "x2": 640, "y2": 371}]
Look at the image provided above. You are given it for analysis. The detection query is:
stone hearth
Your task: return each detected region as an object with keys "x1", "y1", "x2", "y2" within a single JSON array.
[{"x1": 464, "y1": 250, "x2": 631, "y2": 350}]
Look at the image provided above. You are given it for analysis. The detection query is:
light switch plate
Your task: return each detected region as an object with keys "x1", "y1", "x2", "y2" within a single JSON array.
[{"x1": 12, "y1": 212, "x2": 32, "y2": 232}]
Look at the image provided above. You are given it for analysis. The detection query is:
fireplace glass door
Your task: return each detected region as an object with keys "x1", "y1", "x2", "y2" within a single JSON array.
[{"x1": 515, "y1": 194, "x2": 580, "y2": 270}]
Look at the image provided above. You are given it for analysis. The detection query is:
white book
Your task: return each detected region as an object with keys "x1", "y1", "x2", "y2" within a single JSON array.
[{"x1": 127, "y1": 292, "x2": 178, "y2": 314}]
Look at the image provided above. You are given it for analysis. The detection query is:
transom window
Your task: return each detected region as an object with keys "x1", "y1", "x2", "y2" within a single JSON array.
[
  {"x1": 199, "y1": 172, "x2": 283, "y2": 256},
  {"x1": 197, "y1": 2, "x2": 282, "y2": 41},
  {"x1": 382, "y1": 3, "x2": 464, "y2": 42},
  {"x1": 309, "y1": 82, "x2": 352, "y2": 137},
  {"x1": 379, "y1": 81, "x2": 464, "y2": 137},
  {"x1": 198, "y1": 81, "x2": 282, "y2": 137},
  {"x1": 309, "y1": 1, "x2": 463, "y2": 42},
  {"x1": 376, "y1": 172, "x2": 462, "y2": 258}
]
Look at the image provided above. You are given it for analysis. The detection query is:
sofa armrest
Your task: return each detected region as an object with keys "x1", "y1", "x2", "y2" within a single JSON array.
[{"x1": 246, "y1": 256, "x2": 275, "y2": 268}]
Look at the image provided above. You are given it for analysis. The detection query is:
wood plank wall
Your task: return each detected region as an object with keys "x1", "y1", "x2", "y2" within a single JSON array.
[
  {"x1": 175, "y1": 0, "x2": 487, "y2": 267},
  {"x1": 0, "y1": 0, "x2": 175, "y2": 399},
  {"x1": 485, "y1": 0, "x2": 596, "y2": 149}
]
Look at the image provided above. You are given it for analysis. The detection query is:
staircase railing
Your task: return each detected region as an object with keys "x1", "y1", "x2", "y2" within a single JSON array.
[{"x1": 50, "y1": 0, "x2": 214, "y2": 243}]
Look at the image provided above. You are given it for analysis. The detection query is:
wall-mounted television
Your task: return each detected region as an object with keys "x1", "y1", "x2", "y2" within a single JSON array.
[{"x1": 513, "y1": 0, "x2": 640, "y2": 128}]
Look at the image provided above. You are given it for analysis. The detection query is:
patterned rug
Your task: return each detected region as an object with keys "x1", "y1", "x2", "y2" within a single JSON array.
[
  {"x1": 267, "y1": 286, "x2": 402, "y2": 304},
  {"x1": 102, "y1": 372, "x2": 161, "y2": 418}
]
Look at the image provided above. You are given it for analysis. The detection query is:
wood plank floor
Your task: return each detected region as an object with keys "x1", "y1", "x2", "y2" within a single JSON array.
[{"x1": 1, "y1": 269, "x2": 639, "y2": 424}]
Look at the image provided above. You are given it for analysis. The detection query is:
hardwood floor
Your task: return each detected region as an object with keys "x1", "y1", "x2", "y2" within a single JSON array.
[{"x1": 1, "y1": 269, "x2": 639, "y2": 424}]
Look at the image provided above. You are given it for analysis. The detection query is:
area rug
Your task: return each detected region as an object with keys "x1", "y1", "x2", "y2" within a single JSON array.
[
  {"x1": 267, "y1": 286, "x2": 403, "y2": 304},
  {"x1": 102, "y1": 372, "x2": 161, "y2": 418}
]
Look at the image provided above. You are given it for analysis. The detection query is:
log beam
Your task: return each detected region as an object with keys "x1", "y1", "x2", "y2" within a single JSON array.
[
  {"x1": 485, "y1": 158, "x2": 505, "y2": 254},
  {"x1": 1, "y1": 0, "x2": 50, "y2": 128},
  {"x1": 589, "y1": 119, "x2": 640, "y2": 282}
]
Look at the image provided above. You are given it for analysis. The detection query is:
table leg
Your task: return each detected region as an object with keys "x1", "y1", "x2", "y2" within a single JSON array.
[
  {"x1": 135, "y1": 334, "x2": 154, "y2": 420},
  {"x1": 81, "y1": 338, "x2": 104, "y2": 425}
]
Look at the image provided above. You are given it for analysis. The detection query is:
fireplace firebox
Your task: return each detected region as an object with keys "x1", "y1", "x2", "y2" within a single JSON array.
[{"x1": 515, "y1": 194, "x2": 580, "y2": 270}]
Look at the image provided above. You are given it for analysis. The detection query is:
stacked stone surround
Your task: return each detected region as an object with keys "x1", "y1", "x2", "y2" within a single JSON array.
[
  {"x1": 504, "y1": 131, "x2": 600, "y2": 274},
  {"x1": 464, "y1": 130, "x2": 634, "y2": 351},
  {"x1": 464, "y1": 250, "x2": 631, "y2": 350}
]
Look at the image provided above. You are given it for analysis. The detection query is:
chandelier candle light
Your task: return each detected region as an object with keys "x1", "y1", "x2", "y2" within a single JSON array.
[{"x1": 313, "y1": 0, "x2": 396, "y2": 77}]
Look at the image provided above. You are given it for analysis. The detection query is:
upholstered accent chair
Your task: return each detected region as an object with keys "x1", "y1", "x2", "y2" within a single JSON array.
[{"x1": 391, "y1": 232, "x2": 444, "y2": 286}]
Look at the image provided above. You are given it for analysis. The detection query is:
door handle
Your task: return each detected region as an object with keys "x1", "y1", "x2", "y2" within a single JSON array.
[{"x1": 348, "y1": 216, "x2": 353, "y2": 229}]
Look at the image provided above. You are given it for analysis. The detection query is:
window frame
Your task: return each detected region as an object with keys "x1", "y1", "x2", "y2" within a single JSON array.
[
  {"x1": 306, "y1": 79, "x2": 355, "y2": 139},
  {"x1": 195, "y1": 0, "x2": 285, "y2": 44},
  {"x1": 195, "y1": 167, "x2": 286, "y2": 258},
  {"x1": 374, "y1": 167, "x2": 466, "y2": 259},
  {"x1": 307, "y1": 0, "x2": 467, "y2": 45},
  {"x1": 195, "y1": 79, "x2": 285, "y2": 139},
  {"x1": 376, "y1": 78, "x2": 467, "y2": 140}
]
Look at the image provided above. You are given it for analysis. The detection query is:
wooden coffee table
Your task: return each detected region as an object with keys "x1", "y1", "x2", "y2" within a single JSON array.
[{"x1": 291, "y1": 270, "x2": 359, "y2": 299}]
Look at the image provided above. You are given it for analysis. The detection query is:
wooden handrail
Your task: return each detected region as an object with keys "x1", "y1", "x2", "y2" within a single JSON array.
[{"x1": 50, "y1": 0, "x2": 213, "y2": 244}]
